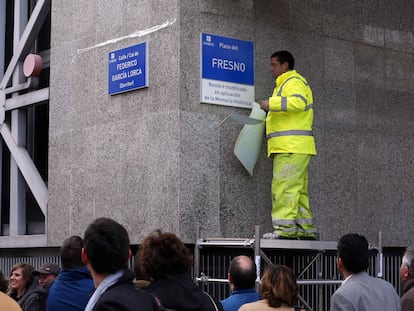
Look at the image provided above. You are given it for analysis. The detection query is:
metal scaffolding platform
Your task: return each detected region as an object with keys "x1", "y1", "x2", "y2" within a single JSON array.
[{"x1": 194, "y1": 225, "x2": 383, "y2": 311}]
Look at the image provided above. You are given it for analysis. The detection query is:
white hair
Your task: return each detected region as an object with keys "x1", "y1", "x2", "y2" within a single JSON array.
[{"x1": 403, "y1": 247, "x2": 414, "y2": 276}]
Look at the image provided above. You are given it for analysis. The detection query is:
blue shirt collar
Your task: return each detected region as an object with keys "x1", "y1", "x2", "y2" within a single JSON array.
[{"x1": 232, "y1": 288, "x2": 257, "y2": 295}]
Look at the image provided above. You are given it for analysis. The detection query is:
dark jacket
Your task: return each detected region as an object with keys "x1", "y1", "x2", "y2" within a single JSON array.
[
  {"x1": 92, "y1": 269, "x2": 155, "y2": 311},
  {"x1": 18, "y1": 277, "x2": 51, "y2": 311},
  {"x1": 144, "y1": 273, "x2": 223, "y2": 311},
  {"x1": 19, "y1": 287, "x2": 48, "y2": 311},
  {"x1": 402, "y1": 278, "x2": 414, "y2": 311},
  {"x1": 47, "y1": 266, "x2": 94, "y2": 311}
]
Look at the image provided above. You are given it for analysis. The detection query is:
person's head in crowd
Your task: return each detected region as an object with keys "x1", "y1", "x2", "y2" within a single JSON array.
[
  {"x1": 8, "y1": 263, "x2": 34, "y2": 298},
  {"x1": 228, "y1": 255, "x2": 257, "y2": 291},
  {"x1": 82, "y1": 217, "x2": 131, "y2": 279},
  {"x1": 135, "y1": 230, "x2": 192, "y2": 280},
  {"x1": 0, "y1": 270, "x2": 8, "y2": 293},
  {"x1": 32, "y1": 263, "x2": 60, "y2": 288},
  {"x1": 82, "y1": 218, "x2": 156, "y2": 311},
  {"x1": 60, "y1": 235, "x2": 85, "y2": 269},
  {"x1": 400, "y1": 246, "x2": 414, "y2": 285},
  {"x1": 337, "y1": 233, "x2": 369, "y2": 275},
  {"x1": 260, "y1": 264, "x2": 298, "y2": 308}
]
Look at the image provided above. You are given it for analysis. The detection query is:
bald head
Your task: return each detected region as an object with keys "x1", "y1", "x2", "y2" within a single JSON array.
[{"x1": 228, "y1": 255, "x2": 256, "y2": 290}]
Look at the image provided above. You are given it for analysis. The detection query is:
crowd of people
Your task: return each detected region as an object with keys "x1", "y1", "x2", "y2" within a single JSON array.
[{"x1": 0, "y1": 218, "x2": 411, "y2": 311}]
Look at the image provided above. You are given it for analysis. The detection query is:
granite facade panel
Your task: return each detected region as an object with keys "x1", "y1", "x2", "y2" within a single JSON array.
[{"x1": 48, "y1": 0, "x2": 414, "y2": 246}]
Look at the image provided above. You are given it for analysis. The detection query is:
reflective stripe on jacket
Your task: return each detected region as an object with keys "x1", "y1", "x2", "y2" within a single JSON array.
[{"x1": 266, "y1": 70, "x2": 317, "y2": 156}]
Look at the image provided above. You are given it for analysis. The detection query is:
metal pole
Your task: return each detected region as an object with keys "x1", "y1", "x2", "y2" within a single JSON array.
[
  {"x1": 377, "y1": 231, "x2": 383, "y2": 278},
  {"x1": 0, "y1": 0, "x2": 5, "y2": 76},
  {"x1": 194, "y1": 225, "x2": 201, "y2": 281},
  {"x1": 317, "y1": 252, "x2": 323, "y2": 311},
  {"x1": 0, "y1": 0, "x2": 5, "y2": 234},
  {"x1": 10, "y1": 0, "x2": 28, "y2": 236},
  {"x1": 254, "y1": 225, "x2": 261, "y2": 292}
]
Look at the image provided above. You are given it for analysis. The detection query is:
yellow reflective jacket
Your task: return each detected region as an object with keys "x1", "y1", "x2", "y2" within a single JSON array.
[{"x1": 266, "y1": 70, "x2": 317, "y2": 156}]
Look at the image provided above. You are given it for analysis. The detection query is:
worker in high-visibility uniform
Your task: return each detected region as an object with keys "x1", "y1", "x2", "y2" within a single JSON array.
[{"x1": 260, "y1": 51, "x2": 317, "y2": 240}]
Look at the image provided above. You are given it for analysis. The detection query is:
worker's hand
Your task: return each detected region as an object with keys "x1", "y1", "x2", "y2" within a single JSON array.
[{"x1": 260, "y1": 100, "x2": 269, "y2": 112}]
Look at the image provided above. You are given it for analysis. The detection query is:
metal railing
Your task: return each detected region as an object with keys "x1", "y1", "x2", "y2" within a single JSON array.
[
  {"x1": 0, "y1": 228, "x2": 404, "y2": 311},
  {"x1": 194, "y1": 225, "x2": 404, "y2": 311}
]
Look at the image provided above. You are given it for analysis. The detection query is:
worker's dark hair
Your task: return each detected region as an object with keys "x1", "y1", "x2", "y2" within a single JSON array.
[
  {"x1": 228, "y1": 256, "x2": 256, "y2": 290},
  {"x1": 271, "y1": 50, "x2": 295, "y2": 70},
  {"x1": 337, "y1": 233, "x2": 369, "y2": 273}
]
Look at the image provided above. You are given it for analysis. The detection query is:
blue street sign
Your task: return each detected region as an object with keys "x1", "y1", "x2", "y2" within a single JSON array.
[
  {"x1": 201, "y1": 33, "x2": 254, "y2": 85},
  {"x1": 108, "y1": 42, "x2": 149, "y2": 95},
  {"x1": 200, "y1": 33, "x2": 254, "y2": 108}
]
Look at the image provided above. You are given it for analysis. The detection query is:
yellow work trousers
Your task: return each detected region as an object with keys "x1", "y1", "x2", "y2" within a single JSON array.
[{"x1": 271, "y1": 153, "x2": 316, "y2": 238}]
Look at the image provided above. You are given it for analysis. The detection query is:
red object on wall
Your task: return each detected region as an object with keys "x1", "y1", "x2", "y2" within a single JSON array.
[{"x1": 23, "y1": 54, "x2": 43, "y2": 77}]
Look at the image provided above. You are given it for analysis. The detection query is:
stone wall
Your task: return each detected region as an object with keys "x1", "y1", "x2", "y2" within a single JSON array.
[{"x1": 48, "y1": 0, "x2": 414, "y2": 246}]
